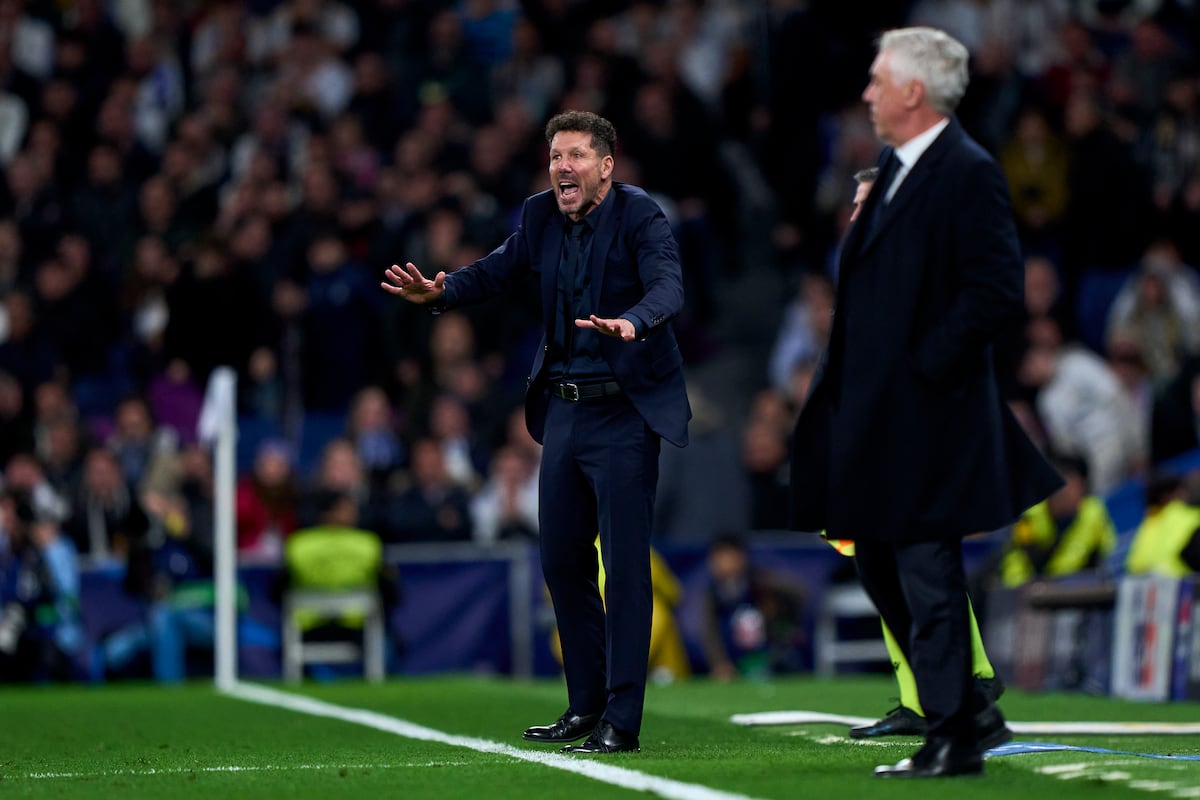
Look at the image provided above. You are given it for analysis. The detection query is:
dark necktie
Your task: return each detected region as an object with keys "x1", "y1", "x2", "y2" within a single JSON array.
[{"x1": 866, "y1": 152, "x2": 899, "y2": 238}]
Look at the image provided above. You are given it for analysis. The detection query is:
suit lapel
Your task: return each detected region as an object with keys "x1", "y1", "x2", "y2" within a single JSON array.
[
  {"x1": 542, "y1": 219, "x2": 563, "y2": 334},
  {"x1": 859, "y1": 119, "x2": 961, "y2": 254},
  {"x1": 588, "y1": 185, "x2": 622, "y2": 310}
]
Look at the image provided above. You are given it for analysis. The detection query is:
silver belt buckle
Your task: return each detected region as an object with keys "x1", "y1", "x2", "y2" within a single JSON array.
[{"x1": 562, "y1": 382, "x2": 580, "y2": 401}]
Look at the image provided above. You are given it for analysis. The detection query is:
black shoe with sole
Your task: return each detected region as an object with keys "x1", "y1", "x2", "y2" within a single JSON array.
[
  {"x1": 522, "y1": 710, "x2": 602, "y2": 743},
  {"x1": 560, "y1": 720, "x2": 640, "y2": 754},
  {"x1": 850, "y1": 705, "x2": 928, "y2": 739}
]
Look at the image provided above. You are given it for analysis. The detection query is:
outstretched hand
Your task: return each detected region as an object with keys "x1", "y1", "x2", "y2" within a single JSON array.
[
  {"x1": 381, "y1": 262, "x2": 445, "y2": 304},
  {"x1": 576, "y1": 314, "x2": 636, "y2": 342}
]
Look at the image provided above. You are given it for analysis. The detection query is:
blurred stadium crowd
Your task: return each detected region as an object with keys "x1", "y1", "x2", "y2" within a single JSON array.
[{"x1": 0, "y1": 0, "x2": 1199, "y2": 682}]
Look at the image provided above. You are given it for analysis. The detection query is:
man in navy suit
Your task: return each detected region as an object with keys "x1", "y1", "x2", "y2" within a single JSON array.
[
  {"x1": 789, "y1": 28, "x2": 1062, "y2": 777},
  {"x1": 382, "y1": 110, "x2": 689, "y2": 754}
]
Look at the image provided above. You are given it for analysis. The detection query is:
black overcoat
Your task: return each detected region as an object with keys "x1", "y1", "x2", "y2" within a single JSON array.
[{"x1": 790, "y1": 118, "x2": 1062, "y2": 542}]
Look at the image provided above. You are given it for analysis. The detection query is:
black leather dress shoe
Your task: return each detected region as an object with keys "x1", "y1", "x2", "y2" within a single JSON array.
[
  {"x1": 560, "y1": 720, "x2": 640, "y2": 754},
  {"x1": 850, "y1": 705, "x2": 927, "y2": 739},
  {"x1": 522, "y1": 710, "x2": 602, "y2": 743},
  {"x1": 874, "y1": 738, "x2": 983, "y2": 778},
  {"x1": 974, "y1": 703, "x2": 1012, "y2": 752}
]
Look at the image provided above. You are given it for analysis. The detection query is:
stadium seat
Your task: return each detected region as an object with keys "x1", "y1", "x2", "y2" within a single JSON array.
[
  {"x1": 813, "y1": 582, "x2": 890, "y2": 676},
  {"x1": 281, "y1": 588, "x2": 386, "y2": 683}
]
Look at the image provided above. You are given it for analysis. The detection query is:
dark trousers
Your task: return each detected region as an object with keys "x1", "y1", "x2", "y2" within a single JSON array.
[
  {"x1": 854, "y1": 538, "x2": 976, "y2": 742},
  {"x1": 538, "y1": 393, "x2": 660, "y2": 735}
]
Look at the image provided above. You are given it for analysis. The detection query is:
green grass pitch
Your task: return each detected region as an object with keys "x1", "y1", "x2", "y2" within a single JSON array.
[{"x1": 1, "y1": 675, "x2": 1197, "y2": 799}]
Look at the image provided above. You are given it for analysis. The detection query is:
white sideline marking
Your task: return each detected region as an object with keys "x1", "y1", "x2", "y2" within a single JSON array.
[
  {"x1": 19, "y1": 762, "x2": 468, "y2": 782},
  {"x1": 223, "y1": 682, "x2": 766, "y2": 800},
  {"x1": 12, "y1": 762, "x2": 468, "y2": 780},
  {"x1": 731, "y1": 710, "x2": 1200, "y2": 735}
]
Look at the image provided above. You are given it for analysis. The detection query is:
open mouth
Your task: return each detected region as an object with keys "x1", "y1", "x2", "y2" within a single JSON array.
[{"x1": 558, "y1": 181, "x2": 579, "y2": 200}]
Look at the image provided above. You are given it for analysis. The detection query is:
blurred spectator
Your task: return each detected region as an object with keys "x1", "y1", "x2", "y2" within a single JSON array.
[
  {"x1": 248, "y1": 0, "x2": 361, "y2": 65},
  {"x1": 1109, "y1": 19, "x2": 1184, "y2": 126},
  {"x1": 106, "y1": 393, "x2": 181, "y2": 496},
  {"x1": 4, "y1": 150, "x2": 66, "y2": 264},
  {"x1": 397, "y1": 9, "x2": 491, "y2": 127},
  {"x1": 470, "y1": 444, "x2": 539, "y2": 545},
  {"x1": 653, "y1": 385, "x2": 749, "y2": 541},
  {"x1": 0, "y1": 486, "x2": 82, "y2": 681},
  {"x1": 0, "y1": 0, "x2": 55, "y2": 81},
  {"x1": 1104, "y1": 239, "x2": 1200, "y2": 386},
  {"x1": 0, "y1": 290, "x2": 57, "y2": 394},
  {"x1": 275, "y1": 20, "x2": 354, "y2": 123},
  {"x1": 1106, "y1": 332, "x2": 1155, "y2": 456},
  {"x1": 71, "y1": 143, "x2": 139, "y2": 280},
  {"x1": 36, "y1": 234, "x2": 119, "y2": 384},
  {"x1": 126, "y1": 34, "x2": 186, "y2": 153},
  {"x1": 385, "y1": 436, "x2": 471, "y2": 544},
  {"x1": 999, "y1": 454, "x2": 1116, "y2": 587},
  {"x1": 740, "y1": 418, "x2": 790, "y2": 531},
  {"x1": 0, "y1": 217, "x2": 21, "y2": 292},
  {"x1": 235, "y1": 439, "x2": 298, "y2": 560},
  {"x1": 491, "y1": 15, "x2": 564, "y2": 123},
  {"x1": 698, "y1": 533, "x2": 806, "y2": 680},
  {"x1": 64, "y1": 446, "x2": 149, "y2": 563},
  {"x1": 1125, "y1": 470, "x2": 1200, "y2": 577},
  {"x1": 1019, "y1": 317, "x2": 1145, "y2": 493},
  {"x1": 95, "y1": 476, "x2": 217, "y2": 684},
  {"x1": 768, "y1": 272, "x2": 834, "y2": 395},
  {"x1": 0, "y1": 69, "x2": 28, "y2": 166},
  {"x1": 0, "y1": 368, "x2": 33, "y2": 460},
  {"x1": 428, "y1": 391, "x2": 485, "y2": 492},
  {"x1": 296, "y1": 436, "x2": 389, "y2": 535},
  {"x1": 162, "y1": 236, "x2": 267, "y2": 388},
  {"x1": 1000, "y1": 103, "x2": 1070, "y2": 246},
  {"x1": 345, "y1": 385, "x2": 405, "y2": 483},
  {"x1": 1150, "y1": 356, "x2": 1200, "y2": 463},
  {"x1": 1061, "y1": 89, "x2": 1153, "y2": 287},
  {"x1": 346, "y1": 50, "x2": 402, "y2": 153},
  {"x1": 296, "y1": 231, "x2": 387, "y2": 413}
]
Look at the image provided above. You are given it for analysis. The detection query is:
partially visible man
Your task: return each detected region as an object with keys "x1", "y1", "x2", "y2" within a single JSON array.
[
  {"x1": 789, "y1": 28, "x2": 1062, "y2": 778},
  {"x1": 849, "y1": 167, "x2": 879, "y2": 223},
  {"x1": 382, "y1": 111, "x2": 690, "y2": 754}
]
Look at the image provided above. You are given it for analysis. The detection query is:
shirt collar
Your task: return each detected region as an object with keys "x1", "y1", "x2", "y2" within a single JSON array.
[
  {"x1": 894, "y1": 117, "x2": 950, "y2": 170},
  {"x1": 564, "y1": 187, "x2": 612, "y2": 232}
]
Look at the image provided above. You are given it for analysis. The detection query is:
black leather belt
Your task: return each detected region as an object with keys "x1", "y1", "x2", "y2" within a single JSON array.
[{"x1": 550, "y1": 381, "x2": 622, "y2": 401}]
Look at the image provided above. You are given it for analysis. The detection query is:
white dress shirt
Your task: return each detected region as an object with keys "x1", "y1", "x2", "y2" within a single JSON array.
[{"x1": 885, "y1": 117, "x2": 951, "y2": 203}]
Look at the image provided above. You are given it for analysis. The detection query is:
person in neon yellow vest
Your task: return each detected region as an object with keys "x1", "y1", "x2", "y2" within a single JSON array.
[
  {"x1": 550, "y1": 536, "x2": 690, "y2": 682},
  {"x1": 285, "y1": 490, "x2": 397, "y2": 641},
  {"x1": 1125, "y1": 471, "x2": 1200, "y2": 578},
  {"x1": 1000, "y1": 454, "x2": 1116, "y2": 587},
  {"x1": 825, "y1": 533, "x2": 1002, "y2": 738}
]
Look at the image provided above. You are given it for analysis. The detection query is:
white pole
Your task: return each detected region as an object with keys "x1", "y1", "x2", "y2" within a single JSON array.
[{"x1": 199, "y1": 367, "x2": 238, "y2": 690}]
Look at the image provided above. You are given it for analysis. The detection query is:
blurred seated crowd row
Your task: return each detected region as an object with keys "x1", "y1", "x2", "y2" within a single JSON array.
[{"x1": 2, "y1": 0, "x2": 1200, "y2": 684}]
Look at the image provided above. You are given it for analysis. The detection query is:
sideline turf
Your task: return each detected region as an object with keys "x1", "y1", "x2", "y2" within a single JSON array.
[{"x1": 1, "y1": 676, "x2": 1196, "y2": 799}]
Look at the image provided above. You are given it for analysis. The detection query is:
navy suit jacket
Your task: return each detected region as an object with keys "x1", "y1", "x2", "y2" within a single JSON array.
[{"x1": 440, "y1": 182, "x2": 691, "y2": 448}]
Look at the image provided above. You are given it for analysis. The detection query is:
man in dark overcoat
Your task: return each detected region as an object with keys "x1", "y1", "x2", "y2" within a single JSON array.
[{"x1": 789, "y1": 27, "x2": 1062, "y2": 778}]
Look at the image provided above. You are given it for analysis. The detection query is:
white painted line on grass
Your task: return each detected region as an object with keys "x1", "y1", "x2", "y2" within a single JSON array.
[
  {"x1": 222, "y1": 681, "x2": 766, "y2": 800},
  {"x1": 12, "y1": 762, "x2": 469, "y2": 780},
  {"x1": 732, "y1": 710, "x2": 1200, "y2": 735}
]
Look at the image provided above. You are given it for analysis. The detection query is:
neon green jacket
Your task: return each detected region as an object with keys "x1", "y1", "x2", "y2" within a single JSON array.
[
  {"x1": 1125, "y1": 500, "x2": 1200, "y2": 579},
  {"x1": 1001, "y1": 496, "x2": 1116, "y2": 587},
  {"x1": 285, "y1": 526, "x2": 383, "y2": 630}
]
